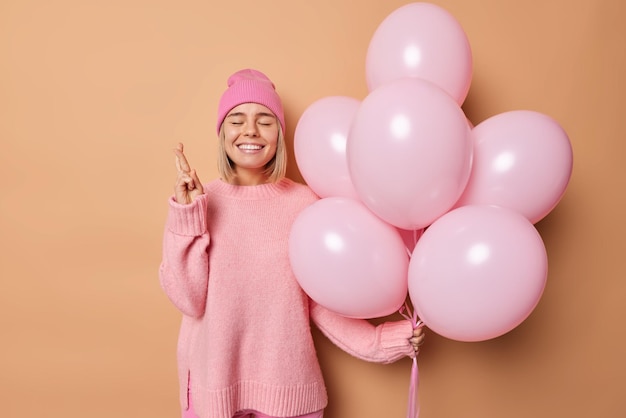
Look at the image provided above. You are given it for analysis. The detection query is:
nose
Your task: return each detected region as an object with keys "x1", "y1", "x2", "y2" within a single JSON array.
[{"x1": 244, "y1": 123, "x2": 258, "y2": 137}]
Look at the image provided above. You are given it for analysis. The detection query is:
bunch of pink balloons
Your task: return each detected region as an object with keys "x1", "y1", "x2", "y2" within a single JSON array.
[{"x1": 289, "y1": 2, "x2": 572, "y2": 341}]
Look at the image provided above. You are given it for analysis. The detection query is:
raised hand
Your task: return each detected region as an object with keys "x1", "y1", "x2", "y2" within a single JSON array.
[{"x1": 173, "y1": 143, "x2": 204, "y2": 204}]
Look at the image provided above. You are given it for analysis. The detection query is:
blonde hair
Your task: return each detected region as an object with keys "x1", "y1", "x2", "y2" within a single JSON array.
[{"x1": 217, "y1": 123, "x2": 287, "y2": 184}]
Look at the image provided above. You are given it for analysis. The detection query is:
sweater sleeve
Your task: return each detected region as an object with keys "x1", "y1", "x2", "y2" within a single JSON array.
[
  {"x1": 309, "y1": 300, "x2": 415, "y2": 364},
  {"x1": 158, "y1": 194, "x2": 210, "y2": 318}
]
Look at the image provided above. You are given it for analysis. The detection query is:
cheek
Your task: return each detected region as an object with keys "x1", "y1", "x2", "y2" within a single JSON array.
[
  {"x1": 223, "y1": 128, "x2": 238, "y2": 141},
  {"x1": 223, "y1": 132, "x2": 240, "y2": 151},
  {"x1": 264, "y1": 128, "x2": 280, "y2": 146}
]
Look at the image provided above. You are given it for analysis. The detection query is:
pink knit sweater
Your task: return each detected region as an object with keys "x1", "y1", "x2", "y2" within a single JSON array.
[{"x1": 159, "y1": 178, "x2": 414, "y2": 418}]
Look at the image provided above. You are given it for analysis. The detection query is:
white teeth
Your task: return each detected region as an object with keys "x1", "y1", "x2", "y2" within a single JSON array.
[{"x1": 238, "y1": 144, "x2": 263, "y2": 150}]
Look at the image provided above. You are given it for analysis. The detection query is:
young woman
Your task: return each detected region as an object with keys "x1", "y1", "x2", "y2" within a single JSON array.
[{"x1": 159, "y1": 69, "x2": 424, "y2": 418}]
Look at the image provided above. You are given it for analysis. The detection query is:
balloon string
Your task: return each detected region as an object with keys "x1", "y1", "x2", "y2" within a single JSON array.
[
  {"x1": 399, "y1": 303, "x2": 423, "y2": 418},
  {"x1": 405, "y1": 228, "x2": 423, "y2": 258},
  {"x1": 408, "y1": 357, "x2": 419, "y2": 418}
]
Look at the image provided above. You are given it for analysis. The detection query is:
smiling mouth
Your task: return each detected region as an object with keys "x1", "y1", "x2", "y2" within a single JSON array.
[{"x1": 238, "y1": 144, "x2": 264, "y2": 151}]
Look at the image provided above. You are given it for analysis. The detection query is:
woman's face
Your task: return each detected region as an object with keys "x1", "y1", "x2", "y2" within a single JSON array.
[{"x1": 222, "y1": 102, "x2": 280, "y2": 184}]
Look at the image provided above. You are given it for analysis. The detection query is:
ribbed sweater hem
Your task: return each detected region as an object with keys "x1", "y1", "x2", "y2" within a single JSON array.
[
  {"x1": 192, "y1": 380, "x2": 328, "y2": 418},
  {"x1": 166, "y1": 195, "x2": 208, "y2": 236}
]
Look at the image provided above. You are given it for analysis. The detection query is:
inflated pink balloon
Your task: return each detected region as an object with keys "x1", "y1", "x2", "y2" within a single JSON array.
[
  {"x1": 289, "y1": 197, "x2": 409, "y2": 319},
  {"x1": 408, "y1": 205, "x2": 548, "y2": 342},
  {"x1": 455, "y1": 110, "x2": 573, "y2": 223},
  {"x1": 294, "y1": 96, "x2": 361, "y2": 199},
  {"x1": 347, "y1": 77, "x2": 472, "y2": 230},
  {"x1": 366, "y1": 2, "x2": 473, "y2": 104}
]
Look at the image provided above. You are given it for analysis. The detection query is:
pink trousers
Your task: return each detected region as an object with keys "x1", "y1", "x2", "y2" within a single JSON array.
[{"x1": 182, "y1": 392, "x2": 324, "y2": 418}]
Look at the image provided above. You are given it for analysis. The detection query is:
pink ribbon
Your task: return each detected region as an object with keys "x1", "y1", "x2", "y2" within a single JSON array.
[{"x1": 400, "y1": 303, "x2": 424, "y2": 418}]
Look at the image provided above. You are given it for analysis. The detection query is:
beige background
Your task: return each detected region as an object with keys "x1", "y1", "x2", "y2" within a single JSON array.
[{"x1": 1, "y1": 0, "x2": 624, "y2": 417}]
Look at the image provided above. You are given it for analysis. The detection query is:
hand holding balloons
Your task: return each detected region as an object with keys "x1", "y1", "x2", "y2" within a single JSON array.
[{"x1": 290, "y1": 3, "x2": 571, "y2": 343}]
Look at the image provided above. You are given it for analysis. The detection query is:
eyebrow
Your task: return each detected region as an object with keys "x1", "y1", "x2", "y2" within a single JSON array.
[{"x1": 226, "y1": 112, "x2": 276, "y2": 118}]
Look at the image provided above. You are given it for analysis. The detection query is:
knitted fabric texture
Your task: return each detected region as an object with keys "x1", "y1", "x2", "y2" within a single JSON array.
[
  {"x1": 216, "y1": 68, "x2": 285, "y2": 135},
  {"x1": 159, "y1": 178, "x2": 414, "y2": 418}
]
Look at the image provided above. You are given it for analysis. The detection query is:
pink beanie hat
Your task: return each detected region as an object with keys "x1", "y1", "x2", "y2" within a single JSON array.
[{"x1": 216, "y1": 69, "x2": 285, "y2": 135}]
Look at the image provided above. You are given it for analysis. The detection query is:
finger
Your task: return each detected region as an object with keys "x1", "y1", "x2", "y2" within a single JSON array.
[
  {"x1": 173, "y1": 143, "x2": 192, "y2": 173},
  {"x1": 410, "y1": 333, "x2": 425, "y2": 345},
  {"x1": 181, "y1": 174, "x2": 196, "y2": 191},
  {"x1": 174, "y1": 173, "x2": 194, "y2": 204},
  {"x1": 410, "y1": 336, "x2": 425, "y2": 345},
  {"x1": 175, "y1": 153, "x2": 182, "y2": 173},
  {"x1": 190, "y1": 169, "x2": 204, "y2": 194},
  {"x1": 174, "y1": 143, "x2": 183, "y2": 172},
  {"x1": 174, "y1": 150, "x2": 191, "y2": 173}
]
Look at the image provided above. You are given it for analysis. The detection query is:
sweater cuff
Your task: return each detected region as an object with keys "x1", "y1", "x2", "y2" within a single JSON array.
[
  {"x1": 379, "y1": 320, "x2": 415, "y2": 361},
  {"x1": 166, "y1": 194, "x2": 208, "y2": 236}
]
